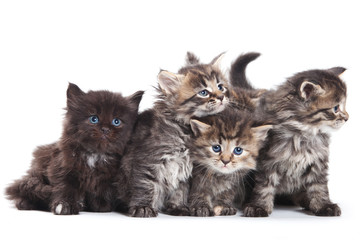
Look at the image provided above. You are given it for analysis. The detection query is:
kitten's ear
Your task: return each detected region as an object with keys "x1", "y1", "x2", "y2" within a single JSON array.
[
  {"x1": 327, "y1": 67, "x2": 346, "y2": 76},
  {"x1": 128, "y1": 90, "x2": 144, "y2": 109},
  {"x1": 190, "y1": 119, "x2": 211, "y2": 137},
  {"x1": 210, "y1": 52, "x2": 226, "y2": 68},
  {"x1": 157, "y1": 70, "x2": 185, "y2": 95},
  {"x1": 299, "y1": 81, "x2": 325, "y2": 100},
  {"x1": 186, "y1": 52, "x2": 200, "y2": 65},
  {"x1": 251, "y1": 125, "x2": 272, "y2": 142},
  {"x1": 67, "y1": 83, "x2": 85, "y2": 100}
]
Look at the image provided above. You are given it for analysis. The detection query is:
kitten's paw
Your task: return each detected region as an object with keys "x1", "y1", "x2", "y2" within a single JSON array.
[
  {"x1": 15, "y1": 199, "x2": 36, "y2": 210},
  {"x1": 243, "y1": 205, "x2": 269, "y2": 217},
  {"x1": 190, "y1": 205, "x2": 214, "y2": 217},
  {"x1": 128, "y1": 206, "x2": 158, "y2": 218},
  {"x1": 164, "y1": 203, "x2": 190, "y2": 216},
  {"x1": 214, "y1": 205, "x2": 237, "y2": 216},
  {"x1": 52, "y1": 201, "x2": 79, "y2": 215},
  {"x1": 315, "y1": 204, "x2": 341, "y2": 217}
]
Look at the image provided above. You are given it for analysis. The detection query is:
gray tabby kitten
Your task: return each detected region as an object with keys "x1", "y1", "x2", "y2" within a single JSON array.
[
  {"x1": 188, "y1": 109, "x2": 271, "y2": 217},
  {"x1": 119, "y1": 53, "x2": 230, "y2": 217},
  {"x1": 230, "y1": 60, "x2": 349, "y2": 216}
]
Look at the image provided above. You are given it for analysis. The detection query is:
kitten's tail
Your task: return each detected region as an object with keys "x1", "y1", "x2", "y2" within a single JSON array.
[{"x1": 230, "y1": 52, "x2": 260, "y2": 90}]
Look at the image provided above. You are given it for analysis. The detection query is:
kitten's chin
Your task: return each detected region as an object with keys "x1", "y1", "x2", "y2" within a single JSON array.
[
  {"x1": 194, "y1": 103, "x2": 227, "y2": 117},
  {"x1": 213, "y1": 165, "x2": 238, "y2": 174},
  {"x1": 320, "y1": 121, "x2": 346, "y2": 134}
]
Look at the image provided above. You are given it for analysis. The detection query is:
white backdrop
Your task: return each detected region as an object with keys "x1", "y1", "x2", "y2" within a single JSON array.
[{"x1": 1, "y1": 1, "x2": 359, "y2": 239}]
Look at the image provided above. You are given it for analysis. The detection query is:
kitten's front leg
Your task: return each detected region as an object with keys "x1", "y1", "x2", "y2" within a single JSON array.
[
  {"x1": 188, "y1": 191, "x2": 214, "y2": 217},
  {"x1": 213, "y1": 189, "x2": 237, "y2": 216},
  {"x1": 243, "y1": 173, "x2": 276, "y2": 217},
  {"x1": 304, "y1": 182, "x2": 341, "y2": 216},
  {"x1": 163, "y1": 181, "x2": 190, "y2": 216},
  {"x1": 50, "y1": 171, "x2": 81, "y2": 215},
  {"x1": 128, "y1": 178, "x2": 159, "y2": 218}
]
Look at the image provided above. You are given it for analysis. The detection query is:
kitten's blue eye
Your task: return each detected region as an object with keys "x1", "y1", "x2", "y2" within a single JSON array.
[
  {"x1": 333, "y1": 105, "x2": 339, "y2": 113},
  {"x1": 218, "y1": 84, "x2": 225, "y2": 91},
  {"x1": 233, "y1": 147, "x2": 243, "y2": 155},
  {"x1": 112, "y1": 118, "x2": 122, "y2": 127},
  {"x1": 212, "y1": 145, "x2": 221, "y2": 153},
  {"x1": 89, "y1": 115, "x2": 99, "y2": 124},
  {"x1": 198, "y1": 89, "x2": 209, "y2": 97}
]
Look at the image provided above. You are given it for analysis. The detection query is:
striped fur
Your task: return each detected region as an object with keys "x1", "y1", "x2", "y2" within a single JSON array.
[{"x1": 239, "y1": 67, "x2": 349, "y2": 217}]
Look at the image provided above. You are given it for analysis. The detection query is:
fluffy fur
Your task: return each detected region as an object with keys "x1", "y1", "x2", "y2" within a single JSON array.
[
  {"x1": 6, "y1": 83, "x2": 143, "y2": 214},
  {"x1": 188, "y1": 109, "x2": 271, "y2": 217},
  {"x1": 120, "y1": 53, "x2": 230, "y2": 217},
  {"x1": 231, "y1": 65, "x2": 349, "y2": 217}
]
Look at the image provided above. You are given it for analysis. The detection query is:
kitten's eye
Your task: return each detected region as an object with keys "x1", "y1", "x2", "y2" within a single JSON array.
[
  {"x1": 233, "y1": 147, "x2": 243, "y2": 155},
  {"x1": 217, "y1": 84, "x2": 225, "y2": 91},
  {"x1": 112, "y1": 118, "x2": 122, "y2": 127},
  {"x1": 89, "y1": 115, "x2": 99, "y2": 124},
  {"x1": 333, "y1": 105, "x2": 340, "y2": 113},
  {"x1": 198, "y1": 89, "x2": 209, "y2": 97},
  {"x1": 212, "y1": 145, "x2": 221, "y2": 153}
]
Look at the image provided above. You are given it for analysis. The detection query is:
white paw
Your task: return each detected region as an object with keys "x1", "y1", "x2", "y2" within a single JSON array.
[
  {"x1": 214, "y1": 206, "x2": 223, "y2": 216},
  {"x1": 55, "y1": 203, "x2": 63, "y2": 215}
]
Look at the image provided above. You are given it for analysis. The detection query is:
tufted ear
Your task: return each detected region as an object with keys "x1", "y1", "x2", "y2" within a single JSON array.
[
  {"x1": 327, "y1": 67, "x2": 346, "y2": 76},
  {"x1": 300, "y1": 81, "x2": 325, "y2": 100},
  {"x1": 210, "y1": 52, "x2": 226, "y2": 68},
  {"x1": 190, "y1": 119, "x2": 211, "y2": 137},
  {"x1": 186, "y1": 52, "x2": 200, "y2": 65},
  {"x1": 251, "y1": 125, "x2": 272, "y2": 142},
  {"x1": 66, "y1": 83, "x2": 85, "y2": 108},
  {"x1": 128, "y1": 90, "x2": 144, "y2": 110},
  {"x1": 67, "y1": 83, "x2": 85, "y2": 99},
  {"x1": 157, "y1": 70, "x2": 185, "y2": 95}
]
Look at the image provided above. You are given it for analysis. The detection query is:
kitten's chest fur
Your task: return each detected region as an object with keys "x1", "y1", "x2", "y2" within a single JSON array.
[
  {"x1": 155, "y1": 118, "x2": 192, "y2": 190},
  {"x1": 76, "y1": 151, "x2": 119, "y2": 191},
  {"x1": 264, "y1": 124, "x2": 329, "y2": 193},
  {"x1": 83, "y1": 152, "x2": 110, "y2": 168}
]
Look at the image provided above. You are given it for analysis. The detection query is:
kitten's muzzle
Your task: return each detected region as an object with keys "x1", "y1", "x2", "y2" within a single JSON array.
[
  {"x1": 221, "y1": 159, "x2": 230, "y2": 165},
  {"x1": 101, "y1": 127, "x2": 110, "y2": 134}
]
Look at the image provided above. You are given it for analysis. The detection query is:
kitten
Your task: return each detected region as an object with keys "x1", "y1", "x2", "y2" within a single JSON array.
[
  {"x1": 120, "y1": 53, "x2": 230, "y2": 217},
  {"x1": 6, "y1": 83, "x2": 143, "y2": 214},
  {"x1": 188, "y1": 109, "x2": 271, "y2": 217},
  {"x1": 230, "y1": 65, "x2": 349, "y2": 217}
]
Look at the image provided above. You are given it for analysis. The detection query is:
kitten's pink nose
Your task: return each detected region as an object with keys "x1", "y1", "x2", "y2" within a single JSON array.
[
  {"x1": 102, "y1": 127, "x2": 110, "y2": 134},
  {"x1": 221, "y1": 159, "x2": 230, "y2": 165}
]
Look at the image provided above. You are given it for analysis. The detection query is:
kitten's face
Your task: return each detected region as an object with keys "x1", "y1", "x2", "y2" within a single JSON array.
[
  {"x1": 157, "y1": 53, "x2": 229, "y2": 122},
  {"x1": 190, "y1": 112, "x2": 271, "y2": 174},
  {"x1": 204, "y1": 138, "x2": 256, "y2": 174},
  {"x1": 65, "y1": 84, "x2": 143, "y2": 154},
  {"x1": 291, "y1": 68, "x2": 349, "y2": 133},
  {"x1": 177, "y1": 68, "x2": 229, "y2": 117}
]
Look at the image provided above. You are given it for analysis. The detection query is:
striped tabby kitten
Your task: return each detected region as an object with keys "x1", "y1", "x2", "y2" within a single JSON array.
[
  {"x1": 119, "y1": 53, "x2": 230, "y2": 217},
  {"x1": 230, "y1": 63, "x2": 349, "y2": 217},
  {"x1": 188, "y1": 109, "x2": 271, "y2": 217}
]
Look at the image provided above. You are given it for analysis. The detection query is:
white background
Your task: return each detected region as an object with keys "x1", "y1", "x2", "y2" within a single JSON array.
[{"x1": 1, "y1": 1, "x2": 359, "y2": 239}]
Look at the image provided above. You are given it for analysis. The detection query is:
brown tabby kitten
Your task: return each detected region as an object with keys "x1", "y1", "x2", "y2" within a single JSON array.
[
  {"x1": 119, "y1": 53, "x2": 230, "y2": 217},
  {"x1": 188, "y1": 109, "x2": 271, "y2": 217},
  {"x1": 6, "y1": 83, "x2": 143, "y2": 214},
  {"x1": 230, "y1": 65, "x2": 349, "y2": 217}
]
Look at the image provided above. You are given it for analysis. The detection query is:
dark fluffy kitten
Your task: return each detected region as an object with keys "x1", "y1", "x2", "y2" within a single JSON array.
[
  {"x1": 231, "y1": 62, "x2": 349, "y2": 216},
  {"x1": 188, "y1": 109, "x2": 271, "y2": 217},
  {"x1": 6, "y1": 83, "x2": 143, "y2": 214},
  {"x1": 119, "y1": 53, "x2": 230, "y2": 217}
]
